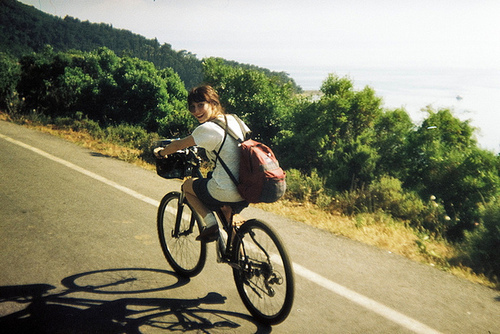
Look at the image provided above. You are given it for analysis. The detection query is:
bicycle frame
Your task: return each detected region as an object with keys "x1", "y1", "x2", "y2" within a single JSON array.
[{"x1": 181, "y1": 153, "x2": 240, "y2": 264}]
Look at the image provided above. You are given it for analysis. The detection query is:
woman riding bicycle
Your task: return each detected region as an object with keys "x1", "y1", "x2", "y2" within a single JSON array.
[{"x1": 154, "y1": 85, "x2": 249, "y2": 242}]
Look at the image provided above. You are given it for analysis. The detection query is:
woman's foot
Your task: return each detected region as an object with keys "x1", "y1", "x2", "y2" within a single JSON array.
[{"x1": 196, "y1": 225, "x2": 219, "y2": 242}]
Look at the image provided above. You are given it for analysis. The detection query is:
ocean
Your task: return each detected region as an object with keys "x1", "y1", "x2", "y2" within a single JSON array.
[{"x1": 286, "y1": 66, "x2": 500, "y2": 154}]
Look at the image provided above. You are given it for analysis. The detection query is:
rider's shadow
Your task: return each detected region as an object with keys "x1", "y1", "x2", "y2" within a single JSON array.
[{"x1": 0, "y1": 268, "x2": 271, "y2": 333}]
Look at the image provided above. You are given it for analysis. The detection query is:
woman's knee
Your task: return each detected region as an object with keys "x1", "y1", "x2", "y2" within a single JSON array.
[{"x1": 182, "y1": 178, "x2": 196, "y2": 195}]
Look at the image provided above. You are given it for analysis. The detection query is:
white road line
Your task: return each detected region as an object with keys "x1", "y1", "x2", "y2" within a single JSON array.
[
  {"x1": 293, "y1": 262, "x2": 441, "y2": 334},
  {"x1": 1, "y1": 132, "x2": 442, "y2": 334},
  {"x1": 0, "y1": 133, "x2": 159, "y2": 207}
]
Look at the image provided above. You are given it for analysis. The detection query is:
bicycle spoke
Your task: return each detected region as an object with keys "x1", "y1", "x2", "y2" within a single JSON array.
[
  {"x1": 157, "y1": 192, "x2": 206, "y2": 277},
  {"x1": 232, "y1": 220, "x2": 294, "y2": 325}
]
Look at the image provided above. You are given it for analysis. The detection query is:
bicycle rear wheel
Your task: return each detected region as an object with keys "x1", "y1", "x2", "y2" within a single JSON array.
[
  {"x1": 232, "y1": 219, "x2": 294, "y2": 325},
  {"x1": 157, "y1": 191, "x2": 206, "y2": 277}
]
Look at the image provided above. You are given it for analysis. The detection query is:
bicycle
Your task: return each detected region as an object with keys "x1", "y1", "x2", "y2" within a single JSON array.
[{"x1": 154, "y1": 140, "x2": 295, "y2": 325}]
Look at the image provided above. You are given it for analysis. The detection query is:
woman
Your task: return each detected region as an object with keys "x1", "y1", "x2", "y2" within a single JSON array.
[{"x1": 154, "y1": 85, "x2": 249, "y2": 241}]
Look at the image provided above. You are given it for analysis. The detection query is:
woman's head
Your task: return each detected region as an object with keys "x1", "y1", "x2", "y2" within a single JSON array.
[
  {"x1": 187, "y1": 85, "x2": 224, "y2": 123},
  {"x1": 188, "y1": 86, "x2": 223, "y2": 112}
]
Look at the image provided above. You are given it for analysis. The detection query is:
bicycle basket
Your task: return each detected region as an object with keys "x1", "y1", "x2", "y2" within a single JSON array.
[{"x1": 153, "y1": 139, "x2": 193, "y2": 179}]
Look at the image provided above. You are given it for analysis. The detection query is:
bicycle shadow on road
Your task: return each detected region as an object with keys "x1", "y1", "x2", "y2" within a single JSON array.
[{"x1": 0, "y1": 267, "x2": 271, "y2": 333}]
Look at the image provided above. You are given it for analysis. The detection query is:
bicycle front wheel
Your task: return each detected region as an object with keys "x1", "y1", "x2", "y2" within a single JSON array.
[
  {"x1": 157, "y1": 191, "x2": 206, "y2": 277},
  {"x1": 232, "y1": 219, "x2": 295, "y2": 325}
]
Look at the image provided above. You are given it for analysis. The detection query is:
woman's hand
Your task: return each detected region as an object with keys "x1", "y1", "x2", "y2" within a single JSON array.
[
  {"x1": 154, "y1": 135, "x2": 196, "y2": 159},
  {"x1": 153, "y1": 147, "x2": 165, "y2": 159}
]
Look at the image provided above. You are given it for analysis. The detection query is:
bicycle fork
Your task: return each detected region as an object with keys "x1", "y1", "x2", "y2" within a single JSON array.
[{"x1": 172, "y1": 191, "x2": 196, "y2": 238}]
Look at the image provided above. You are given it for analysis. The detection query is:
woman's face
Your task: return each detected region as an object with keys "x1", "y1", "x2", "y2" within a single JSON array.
[{"x1": 189, "y1": 101, "x2": 215, "y2": 123}]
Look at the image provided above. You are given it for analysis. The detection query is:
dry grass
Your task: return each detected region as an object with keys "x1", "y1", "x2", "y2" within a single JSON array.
[
  {"x1": 257, "y1": 201, "x2": 422, "y2": 260},
  {"x1": 7, "y1": 116, "x2": 154, "y2": 171},
  {"x1": 2, "y1": 112, "x2": 495, "y2": 289},
  {"x1": 256, "y1": 200, "x2": 496, "y2": 288}
]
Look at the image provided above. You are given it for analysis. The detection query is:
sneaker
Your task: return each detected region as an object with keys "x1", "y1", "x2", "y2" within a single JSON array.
[{"x1": 196, "y1": 225, "x2": 219, "y2": 242}]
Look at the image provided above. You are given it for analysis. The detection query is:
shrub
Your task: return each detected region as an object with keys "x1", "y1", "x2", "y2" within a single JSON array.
[
  {"x1": 333, "y1": 175, "x2": 451, "y2": 235},
  {"x1": 0, "y1": 52, "x2": 21, "y2": 111},
  {"x1": 76, "y1": 118, "x2": 104, "y2": 138},
  {"x1": 53, "y1": 114, "x2": 104, "y2": 138},
  {"x1": 104, "y1": 123, "x2": 151, "y2": 149},
  {"x1": 54, "y1": 116, "x2": 76, "y2": 128},
  {"x1": 285, "y1": 169, "x2": 332, "y2": 208},
  {"x1": 371, "y1": 176, "x2": 424, "y2": 219},
  {"x1": 334, "y1": 176, "x2": 422, "y2": 216},
  {"x1": 414, "y1": 196, "x2": 451, "y2": 236},
  {"x1": 461, "y1": 199, "x2": 500, "y2": 283}
]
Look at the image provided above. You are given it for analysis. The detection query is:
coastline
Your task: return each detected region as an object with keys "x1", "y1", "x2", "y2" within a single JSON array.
[{"x1": 291, "y1": 67, "x2": 500, "y2": 153}]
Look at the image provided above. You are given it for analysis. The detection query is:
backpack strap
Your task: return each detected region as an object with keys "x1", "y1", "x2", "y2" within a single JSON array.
[
  {"x1": 231, "y1": 114, "x2": 252, "y2": 141},
  {"x1": 211, "y1": 114, "x2": 240, "y2": 187},
  {"x1": 211, "y1": 114, "x2": 251, "y2": 143}
]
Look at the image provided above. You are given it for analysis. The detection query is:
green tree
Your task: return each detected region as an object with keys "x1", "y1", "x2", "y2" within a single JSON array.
[
  {"x1": 202, "y1": 57, "x2": 295, "y2": 146},
  {"x1": 275, "y1": 97, "x2": 322, "y2": 171},
  {"x1": 16, "y1": 47, "x2": 190, "y2": 134},
  {"x1": 372, "y1": 108, "x2": 414, "y2": 180},
  {"x1": 279, "y1": 74, "x2": 383, "y2": 191},
  {"x1": 404, "y1": 108, "x2": 500, "y2": 238},
  {"x1": 325, "y1": 137, "x2": 380, "y2": 191},
  {"x1": 17, "y1": 45, "x2": 72, "y2": 114},
  {"x1": 0, "y1": 52, "x2": 21, "y2": 111}
]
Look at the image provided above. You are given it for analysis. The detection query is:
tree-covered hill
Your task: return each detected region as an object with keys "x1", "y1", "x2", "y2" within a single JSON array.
[{"x1": 0, "y1": 0, "x2": 300, "y2": 91}]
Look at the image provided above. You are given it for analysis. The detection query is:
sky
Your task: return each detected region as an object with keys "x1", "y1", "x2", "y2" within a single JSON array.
[
  {"x1": 16, "y1": 0, "x2": 500, "y2": 152},
  {"x1": 19, "y1": 0, "x2": 500, "y2": 72}
]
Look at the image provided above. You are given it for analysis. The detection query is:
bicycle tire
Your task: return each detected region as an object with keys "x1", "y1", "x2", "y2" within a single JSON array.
[
  {"x1": 232, "y1": 219, "x2": 295, "y2": 325},
  {"x1": 157, "y1": 191, "x2": 207, "y2": 277}
]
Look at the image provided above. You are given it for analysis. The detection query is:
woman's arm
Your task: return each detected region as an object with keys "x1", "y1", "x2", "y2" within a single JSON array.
[{"x1": 154, "y1": 135, "x2": 196, "y2": 158}]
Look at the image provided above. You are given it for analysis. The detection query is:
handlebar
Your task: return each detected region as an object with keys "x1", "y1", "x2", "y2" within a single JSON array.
[{"x1": 153, "y1": 139, "x2": 203, "y2": 179}]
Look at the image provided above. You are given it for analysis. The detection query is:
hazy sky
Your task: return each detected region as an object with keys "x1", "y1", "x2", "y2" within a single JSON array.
[
  {"x1": 15, "y1": 1, "x2": 500, "y2": 151},
  {"x1": 19, "y1": 0, "x2": 500, "y2": 72}
]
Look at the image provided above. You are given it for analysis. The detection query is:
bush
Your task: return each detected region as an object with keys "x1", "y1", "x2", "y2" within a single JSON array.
[
  {"x1": 0, "y1": 52, "x2": 21, "y2": 111},
  {"x1": 285, "y1": 169, "x2": 332, "y2": 208},
  {"x1": 54, "y1": 116, "x2": 77, "y2": 128},
  {"x1": 53, "y1": 114, "x2": 104, "y2": 137},
  {"x1": 461, "y1": 200, "x2": 500, "y2": 283},
  {"x1": 368, "y1": 176, "x2": 424, "y2": 220},
  {"x1": 103, "y1": 123, "x2": 161, "y2": 156},
  {"x1": 333, "y1": 175, "x2": 451, "y2": 235},
  {"x1": 414, "y1": 195, "x2": 451, "y2": 236},
  {"x1": 15, "y1": 48, "x2": 189, "y2": 133},
  {"x1": 76, "y1": 118, "x2": 103, "y2": 137},
  {"x1": 334, "y1": 176, "x2": 423, "y2": 217}
]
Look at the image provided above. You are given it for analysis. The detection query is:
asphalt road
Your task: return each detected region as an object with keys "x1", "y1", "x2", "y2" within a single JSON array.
[{"x1": 1, "y1": 120, "x2": 499, "y2": 333}]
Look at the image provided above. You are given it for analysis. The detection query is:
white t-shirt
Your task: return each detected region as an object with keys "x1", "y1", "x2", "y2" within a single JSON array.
[{"x1": 191, "y1": 114, "x2": 249, "y2": 202}]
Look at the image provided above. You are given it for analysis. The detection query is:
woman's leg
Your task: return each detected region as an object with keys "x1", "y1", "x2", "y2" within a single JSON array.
[
  {"x1": 182, "y1": 178, "x2": 211, "y2": 218},
  {"x1": 183, "y1": 178, "x2": 219, "y2": 241},
  {"x1": 220, "y1": 205, "x2": 233, "y2": 225}
]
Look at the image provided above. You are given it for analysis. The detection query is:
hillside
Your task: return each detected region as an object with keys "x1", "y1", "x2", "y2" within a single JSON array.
[
  {"x1": 0, "y1": 0, "x2": 202, "y2": 88},
  {"x1": 0, "y1": 0, "x2": 300, "y2": 91}
]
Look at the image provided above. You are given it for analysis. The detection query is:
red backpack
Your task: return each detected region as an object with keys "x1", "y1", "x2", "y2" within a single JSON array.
[{"x1": 212, "y1": 115, "x2": 286, "y2": 203}]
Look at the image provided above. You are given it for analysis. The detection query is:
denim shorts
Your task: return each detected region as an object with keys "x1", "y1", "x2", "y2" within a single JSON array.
[{"x1": 192, "y1": 178, "x2": 248, "y2": 213}]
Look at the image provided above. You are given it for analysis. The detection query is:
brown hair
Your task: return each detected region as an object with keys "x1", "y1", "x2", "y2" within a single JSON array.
[{"x1": 187, "y1": 85, "x2": 224, "y2": 114}]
